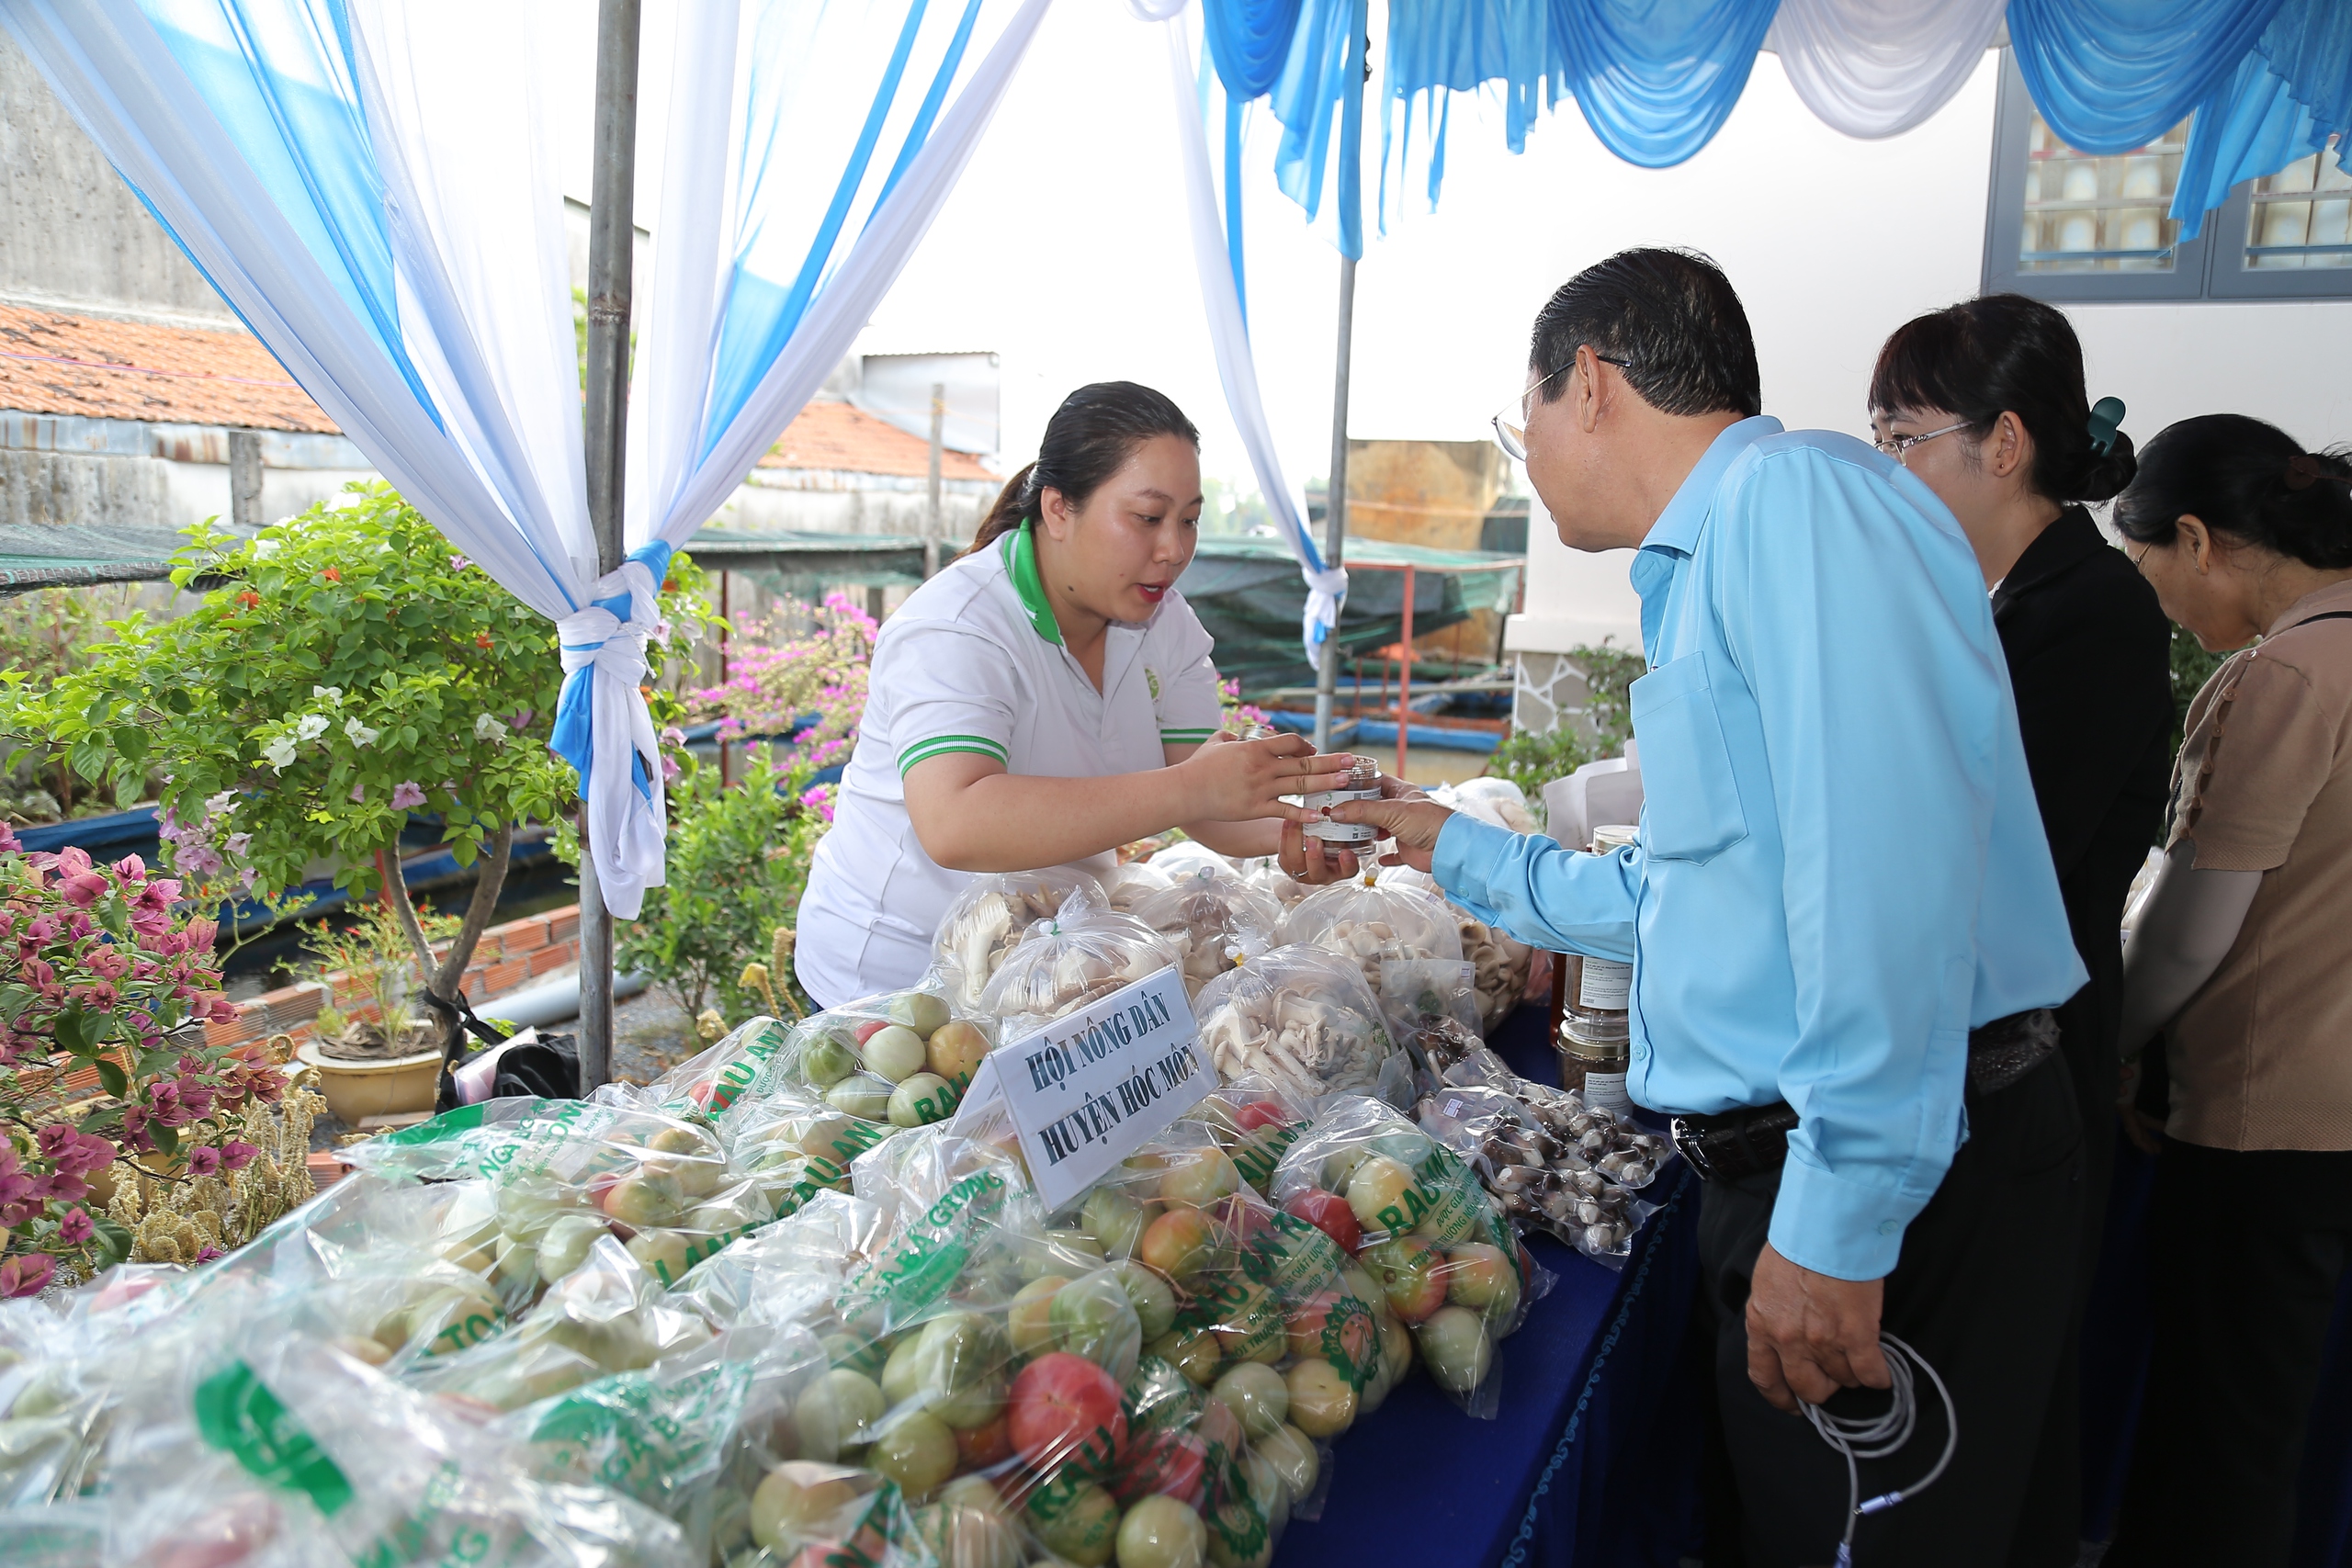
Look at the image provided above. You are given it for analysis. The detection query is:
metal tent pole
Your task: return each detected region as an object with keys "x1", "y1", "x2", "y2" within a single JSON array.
[
  {"x1": 1312, "y1": 254, "x2": 1355, "y2": 753},
  {"x1": 925, "y1": 381, "x2": 945, "y2": 579},
  {"x1": 577, "y1": 0, "x2": 641, "y2": 1091}
]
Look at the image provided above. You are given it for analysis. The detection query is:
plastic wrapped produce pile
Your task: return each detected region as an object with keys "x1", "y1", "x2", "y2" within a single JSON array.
[{"x1": 0, "y1": 934, "x2": 1642, "y2": 1565}]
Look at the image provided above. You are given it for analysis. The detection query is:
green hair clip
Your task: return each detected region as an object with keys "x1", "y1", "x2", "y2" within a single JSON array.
[{"x1": 2086, "y1": 397, "x2": 2126, "y2": 456}]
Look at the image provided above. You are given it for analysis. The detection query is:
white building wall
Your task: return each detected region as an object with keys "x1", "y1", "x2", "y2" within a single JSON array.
[{"x1": 1472, "y1": 51, "x2": 2352, "y2": 684}]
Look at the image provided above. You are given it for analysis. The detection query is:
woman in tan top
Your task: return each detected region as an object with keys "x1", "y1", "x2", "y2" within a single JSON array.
[{"x1": 2103, "y1": 413, "x2": 2352, "y2": 1568}]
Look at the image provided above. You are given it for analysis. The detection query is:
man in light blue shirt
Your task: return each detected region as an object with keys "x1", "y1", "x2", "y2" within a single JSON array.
[{"x1": 1319, "y1": 250, "x2": 2088, "y2": 1565}]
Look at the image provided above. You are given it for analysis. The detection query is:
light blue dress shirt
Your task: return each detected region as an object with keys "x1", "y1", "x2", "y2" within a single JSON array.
[{"x1": 1435, "y1": 417, "x2": 2086, "y2": 1280}]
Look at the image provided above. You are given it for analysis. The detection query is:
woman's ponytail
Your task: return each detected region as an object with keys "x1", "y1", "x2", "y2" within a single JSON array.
[
  {"x1": 962, "y1": 382, "x2": 1200, "y2": 558},
  {"x1": 967, "y1": 462, "x2": 1040, "y2": 557}
]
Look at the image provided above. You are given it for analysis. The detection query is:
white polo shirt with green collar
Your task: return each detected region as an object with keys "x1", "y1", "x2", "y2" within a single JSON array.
[{"x1": 796, "y1": 520, "x2": 1225, "y2": 1009}]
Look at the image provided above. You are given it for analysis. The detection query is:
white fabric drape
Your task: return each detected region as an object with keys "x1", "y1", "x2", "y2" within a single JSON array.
[
  {"x1": 626, "y1": 0, "x2": 1056, "y2": 562},
  {"x1": 5, "y1": 0, "x2": 1056, "y2": 919},
  {"x1": 1157, "y1": 7, "x2": 1346, "y2": 668},
  {"x1": 1764, "y1": 0, "x2": 2008, "y2": 141}
]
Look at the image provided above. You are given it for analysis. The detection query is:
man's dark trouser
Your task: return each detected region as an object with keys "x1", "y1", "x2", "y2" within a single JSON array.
[
  {"x1": 2104, "y1": 1141, "x2": 2352, "y2": 1567},
  {"x1": 1697, "y1": 1055, "x2": 2084, "y2": 1567},
  {"x1": 2007, "y1": 999, "x2": 2118, "y2": 1566}
]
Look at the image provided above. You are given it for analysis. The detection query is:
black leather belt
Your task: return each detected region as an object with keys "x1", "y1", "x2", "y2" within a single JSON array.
[{"x1": 1669, "y1": 1007, "x2": 2060, "y2": 1184}]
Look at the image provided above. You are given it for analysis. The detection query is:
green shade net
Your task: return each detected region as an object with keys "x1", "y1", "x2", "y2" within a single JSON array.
[
  {"x1": 1178, "y1": 536, "x2": 1522, "y2": 691},
  {"x1": 0, "y1": 522, "x2": 197, "y2": 594}
]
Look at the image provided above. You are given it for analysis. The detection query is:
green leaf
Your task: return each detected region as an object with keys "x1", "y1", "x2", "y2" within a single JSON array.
[
  {"x1": 91, "y1": 1216, "x2": 135, "y2": 1267},
  {"x1": 151, "y1": 1119, "x2": 180, "y2": 1156},
  {"x1": 114, "y1": 726, "x2": 149, "y2": 761},
  {"x1": 95, "y1": 1057, "x2": 129, "y2": 1100}
]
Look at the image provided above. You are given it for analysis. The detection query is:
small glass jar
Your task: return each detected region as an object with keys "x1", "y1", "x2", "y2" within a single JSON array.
[
  {"x1": 1555, "y1": 823, "x2": 1637, "y2": 1113},
  {"x1": 1303, "y1": 754, "x2": 1383, "y2": 844}
]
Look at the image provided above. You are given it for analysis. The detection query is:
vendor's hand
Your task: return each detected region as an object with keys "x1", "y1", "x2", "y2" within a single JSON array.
[
  {"x1": 1325, "y1": 797, "x2": 1453, "y2": 874},
  {"x1": 1376, "y1": 773, "x2": 1429, "y2": 802},
  {"x1": 1745, "y1": 1243, "x2": 1890, "y2": 1414},
  {"x1": 1178, "y1": 735, "x2": 1357, "y2": 824},
  {"x1": 1277, "y1": 819, "x2": 1361, "y2": 884},
  {"x1": 2117, "y1": 1058, "x2": 2164, "y2": 1156}
]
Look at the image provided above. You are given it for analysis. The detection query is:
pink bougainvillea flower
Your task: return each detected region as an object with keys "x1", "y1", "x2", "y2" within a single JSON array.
[
  {"x1": 57, "y1": 872, "x2": 109, "y2": 908},
  {"x1": 659, "y1": 726, "x2": 685, "y2": 747},
  {"x1": 220, "y1": 1141, "x2": 260, "y2": 1172},
  {"x1": 661, "y1": 755, "x2": 681, "y2": 785},
  {"x1": 46, "y1": 1173, "x2": 86, "y2": 1203},
  {"x1": 0, "y1": 822, "x2": 19, "y2": 854},
  {"x1": 56, "y1": 1208, "x2": 94, "y2": 1246},
  {"x1": 350, "y1": 782, "x2": 366, "y2": 803},
  {"x1": 389, "y1": 781, "x2": 426, "y2": 811},
  {"x1": 0, "y1": 1254, "x2": 56, "y2": 1299},
  {"x1": 194, "y1": 1245, "x2": 223, "y2": 1264},
  {"x1": 186, "y1": 1145, "x2": 223, "y2": 1178},
  {"x1": 111, "y1": 854, "x2": 145, "y2": 881},
  {"x1": 183, "y1": 917, "x2": 218, "y2": 949},
  {"x1": 449, "y1": 554, "x2": 469, "y2": 570}
]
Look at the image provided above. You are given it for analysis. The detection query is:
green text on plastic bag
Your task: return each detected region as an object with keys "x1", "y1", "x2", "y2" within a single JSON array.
[{"x1": 193, "y1": 1360, "x2": 354, "y2": 1516}]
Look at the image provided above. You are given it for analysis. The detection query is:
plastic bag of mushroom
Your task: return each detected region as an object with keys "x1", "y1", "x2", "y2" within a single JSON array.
[
  {"x1": 1193, "y1": 943, "x2": 1401, "y2": 1105},
  {"x1": 930, "y1": 866, "x2": 1108, "y2": 1012},
  {"x1": 1274, "y1": 874, "x2": 1464, "y2": 1016},
  {"x1": 1401, "y1": 1011, "x2": 1667, "y2": 1266},
  {"x1": 976, "y1": 904, "x2": 1184, "y2": 1042},
  {"x1": 1129, "y1": 862, "x2": 1285, "y2": 998}
]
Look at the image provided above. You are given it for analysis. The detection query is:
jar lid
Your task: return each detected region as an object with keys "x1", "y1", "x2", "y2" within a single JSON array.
[
  {"x1": 1559, "y1": 1019, "x2": 1631, "y2": 1057},
  {"x1": 1591, "y1": 823, "x2": 1639, "y2": 852}
]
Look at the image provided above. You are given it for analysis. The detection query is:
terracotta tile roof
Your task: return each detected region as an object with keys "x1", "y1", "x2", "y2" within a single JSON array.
[
  {"x1": 0, "y1": 304, "x2": 337, "y2": 433},
  {"x1": 760, "y1": 398, "x2": 994, "y2": 482}
]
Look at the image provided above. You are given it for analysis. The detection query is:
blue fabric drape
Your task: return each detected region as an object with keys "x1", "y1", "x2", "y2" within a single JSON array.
[
  {"x1": 1552, "y1": 0, "x2": 1780, "y2": 169},
  {"x1": 1254, "y1": 0, "x2": 1368, "y2": 259},
  {"x1": 1204, "y1": 0, "x2": 1303, "y2": 98},
  {"x1": 2007, "y1": 0, "x2": 2285, "y2": 155},
  {"x1": 2166, "y1": 0, "x2": 2352, "y2": 241}
]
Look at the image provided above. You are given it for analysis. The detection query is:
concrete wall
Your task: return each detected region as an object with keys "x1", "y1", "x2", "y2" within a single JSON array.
[{"x1": 0, "y1": 31, "x2": 239, "y2": 325}]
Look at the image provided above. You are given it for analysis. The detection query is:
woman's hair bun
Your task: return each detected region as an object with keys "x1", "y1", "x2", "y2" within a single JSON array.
[
  {"x1": 2070, "y1": 427, "x2": 2137, "y2": 504},
  {"x1": 2113, "y1": 414, "x2": 2352, "y2": 570}
]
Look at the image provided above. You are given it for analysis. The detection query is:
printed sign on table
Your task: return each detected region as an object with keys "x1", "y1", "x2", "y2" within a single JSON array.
[{"x1": 950, "y1": 965, "x2": 1215, "y2": 1212}]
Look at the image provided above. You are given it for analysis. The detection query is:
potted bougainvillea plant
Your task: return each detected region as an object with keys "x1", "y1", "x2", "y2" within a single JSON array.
[{"x1": 0, "y1": 824, "x2": 280, "y2": 1297}]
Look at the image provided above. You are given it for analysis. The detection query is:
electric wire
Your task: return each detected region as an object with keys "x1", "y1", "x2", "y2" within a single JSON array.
[{"x1": 1800, "y1": 1333, "x2": 1959, "y2": 1567}]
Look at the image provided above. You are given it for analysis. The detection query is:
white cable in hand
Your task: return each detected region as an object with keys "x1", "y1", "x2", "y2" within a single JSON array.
[{"x1": 1802, "y1": 1333, "x2": 1958, "y2": 1567}]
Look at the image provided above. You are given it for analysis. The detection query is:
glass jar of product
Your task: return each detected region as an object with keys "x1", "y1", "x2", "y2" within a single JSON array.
[
  {"x1": 1555, "y1": 824, "x2": 1637, "y2": 1114},
  {"x1": 1302, "y1": 754, "x2": 1383, "y2": 844}
]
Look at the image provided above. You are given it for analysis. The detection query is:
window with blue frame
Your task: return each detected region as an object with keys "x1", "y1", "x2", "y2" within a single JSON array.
[{"x1": 1984, "y1": 51, "x2": 2351, "y2": 304}]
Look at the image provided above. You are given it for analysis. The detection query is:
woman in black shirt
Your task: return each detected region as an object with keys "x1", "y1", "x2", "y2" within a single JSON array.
[{"x1": 1869, "y1": 294, "x2": 2175, "y2": 1566}]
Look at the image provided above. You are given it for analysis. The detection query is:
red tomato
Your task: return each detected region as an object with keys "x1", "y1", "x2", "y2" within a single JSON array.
[
  {"x1": 1113, "y1": 1428, "x2": 1208, "y2": 1509},
  {"x1": 956, "y1": 1414, "x2": 1013, "y2": 1471},
  {"x1": 1233, "y1": 1100, "x2": 1291, "y2": 1133},
  {"x1": 854, "y1": 1020, "x2": 890, "y2": 1045},
  {"x1": 1283, "y1": 1188, "x2": 1363, "y2": 1255},
  {"x1": 1008, "y1": 1352, "x2": 1127, "y2": 1476}
]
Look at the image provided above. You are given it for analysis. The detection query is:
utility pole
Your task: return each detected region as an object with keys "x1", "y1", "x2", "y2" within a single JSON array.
[
  {"x1": 924, "y1": 381, "x2": 944, "y2": 579},
  {"x1": 1312, "y1": 254, "x2": 1354, "y2": 753},
  {"x1": 228, "y1": 430, "x2": 264, "y2": 533},
  {"x1": 576, "y1": 0, "x2": 640, "y2": 1092}
]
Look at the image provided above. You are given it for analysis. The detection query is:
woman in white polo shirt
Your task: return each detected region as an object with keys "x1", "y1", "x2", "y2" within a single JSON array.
[{"x1": 796, "y1": 382, "x2": 1351, "y2": 1008}]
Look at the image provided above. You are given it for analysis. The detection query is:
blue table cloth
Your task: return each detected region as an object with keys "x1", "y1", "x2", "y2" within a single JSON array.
[{"x1": 1279, "y1": 1005, "x2": 1705, "y2": 1568}]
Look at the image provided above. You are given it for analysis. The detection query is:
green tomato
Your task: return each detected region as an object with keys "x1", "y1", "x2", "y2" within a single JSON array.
[
  {"x1": 1118, "y1": 1494, "x2": 1207, "y2": 1568},
  {"x1": 534, "y1": 1213, "x2": 609, "y2": 1285},
  {"x1": 889, "y1": 1071, "x2": 959, "y2": 1128},
  {"x1": 1048, "y1": 1271, "x2": 1142, "y2": 1382},
  {"x1": 800, "y1": 1035, "x2": 858, "y2": 1088},
  {"x1": 794, "y1": 1368, "x2": 884, "y2": 1461},
  {"x1": 862, "y1": 1024, "x2": 929, "y2": 1082},
  {"x1": 888, "y1": 991, "x2": 951, "y2": 1038},
  {"x1": 826, "y1": 1077, "x2": 895, "y2": 1120},
  {"x1": 750, "y1": 1467, "x2": 865, "y2": 1556},
  {"x1": 1416, "y1": 1305, "x2": 1493, "y2": 1395},
  {"x1": 1110, "y1": 1259, "x2": 1178, "y2": 1341},
  {"x1": 1207, "y1": 1361, "x2": 1288, "y2": 1440},
  {"x1": 1080, "y1": 1187, "x2": 1148, "y2": 1259},
  {"x1": 868, "y1": 1410, "x2": 958, "y2": 1502},
  {"x1": 1024, "y1": 1475, "x2": 1119, "y2": 1568}
]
